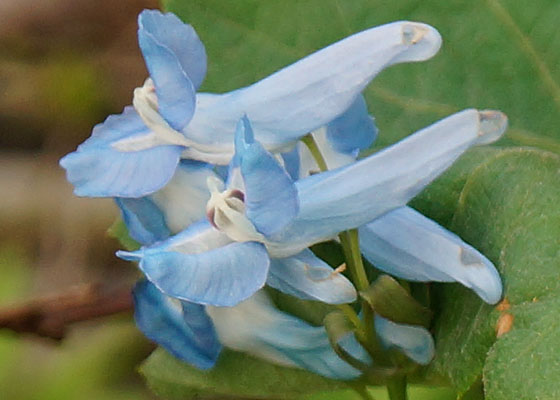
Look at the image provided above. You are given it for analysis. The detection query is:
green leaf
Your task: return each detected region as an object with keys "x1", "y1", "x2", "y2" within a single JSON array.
[
  {"x1": 140, "y1": 348, "x2": 346, "y2": 399},
  {"x1": 484, "y1": 298, "x2": 560, "y2": 399},
  {"x1": 361, "y1": 275, "x2": 432, "y2": 327},
  {"x1": 428, "y1": 149, "x2": 560, "y2": 396}
]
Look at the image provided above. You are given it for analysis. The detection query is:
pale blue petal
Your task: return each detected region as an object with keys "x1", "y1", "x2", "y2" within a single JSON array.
[
  {"x1": 118, "y1": 237, "x2": 269, "y2": 307},
  {"x1": 59, "y1": 107, "x2": 183, "y2": 198},
  {"x1": 150, "y1": 160, "x2": 216, "y2": 234},
  {"x1": 268, "y1": 109, "x2": 508, "y2": 257},
  {"x1": 267, "y1": 249, "x2": 356, "y2": 304},
  {"x1": 138, "y1": 10, "x2": 207, "y2": 89},
  {"x1": 359, "y1": 207, "x2": 502, "y2": 304},
  {"x1": 152, "y1": 219, "x2": 232, "y2": 254},
  {"x1": 375, "y1": 315, "x2": 434, "y2": 365},
  {"x1": 326, "y1": 95, "x2": 377, "y2": 154},
  {"x1": 234, "y1": 117, "x2": 299, "y2": 237},
  {"x1": 138, "y1": 14, "x2": 196, "y2": 131},
  {"x1": 207, "y1": 292, "x2": 366, "y2": 380},
  {"x1": 133, "y1": 280, "x2": 221, "y2": 369},
  {"x1": 280, "y1": 146, "x2": 300, "y2": 181},
  {"x1": 115, "y1": 197, "x2": 170, "y2": 245},
  {"x1": 185, "y1": 21, "x2": 441, "y2": 150},
  {"x1": 114, "y1": 160, "x2": 214, "y2": 245}
]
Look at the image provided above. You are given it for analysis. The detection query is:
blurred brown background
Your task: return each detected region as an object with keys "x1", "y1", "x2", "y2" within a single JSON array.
[
  {"x1": 1, "y1": 0, "x2": 159, "y2": 291},
  {"x1": 0, "y1": 0, "x2": 161, "y2": 397}
]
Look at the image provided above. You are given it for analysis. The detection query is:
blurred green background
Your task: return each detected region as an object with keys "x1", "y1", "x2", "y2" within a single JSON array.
[{"x1": 3, "y1": 0, "x2": 556, "y2": 398}]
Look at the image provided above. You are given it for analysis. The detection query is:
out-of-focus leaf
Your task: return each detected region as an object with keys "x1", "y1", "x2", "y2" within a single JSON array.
[
  {"x1": 304, "y1": 385, "x2": 456, "y2": 399},
  {"x1": 140, "y1": 347, "x2": 346, "y2": 399}
]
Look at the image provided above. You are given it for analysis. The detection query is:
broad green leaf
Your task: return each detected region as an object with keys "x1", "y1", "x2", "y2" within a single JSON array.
[
  {"x1": 484, "y1": 298, "x2": 560, "y2": 399},
  {"x1": 428, "y1": 149, "x2": 560, "y2": 396},
  {"x1": 140, "y1": 348, "x2": 346, "y2": 399}
]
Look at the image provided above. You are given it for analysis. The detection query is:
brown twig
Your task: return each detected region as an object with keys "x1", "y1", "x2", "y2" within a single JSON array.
[{"x1": 0, "y1": 283, "x2": 133, "y2": 340}]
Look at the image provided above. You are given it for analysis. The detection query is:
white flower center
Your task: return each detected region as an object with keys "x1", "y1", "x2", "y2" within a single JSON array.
[
  {"x1": 205, "y1": 176, "x2": 265, "y2": 243},
  {"x1": 111, "y1": 79, "x2": 226, "y2": 162}
]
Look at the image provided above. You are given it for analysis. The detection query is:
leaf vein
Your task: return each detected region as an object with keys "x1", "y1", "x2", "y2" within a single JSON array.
[{"x1": 485, "y1": 0, "x2": 560, "y2": 112}]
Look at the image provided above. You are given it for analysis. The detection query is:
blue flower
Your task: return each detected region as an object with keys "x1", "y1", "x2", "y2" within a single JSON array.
[
  {"x1": 59, "y1": 9, "x2": 442, "y2": 198},
  {"x1": 118, "y1": 109, "x2": 507, "y2": 308},
  {"x1": 133, "y1": 281, "x2": 433, "y2": 379}
]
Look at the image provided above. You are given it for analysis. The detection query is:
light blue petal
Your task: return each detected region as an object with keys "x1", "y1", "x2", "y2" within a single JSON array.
[
  {"x1": 138, "y1": 14, "x2": 196, "y2": 131},
  {"x1": 150, "y1": 160, "x2": 216, "y2": 234},
  {"x1": 234, "y1": 117, "x2": 299, "y2": 237},
  {"x1": 326, "y1": 95, "x2": 377, "y2": 154},
  {"x1": 138, "y1": 10, "x2": 207, "y2": 89},
  {"x1": 59, "y1": 107, "x2": 183, "y2": 198},
  {"x1": 133, "y1": 280, "x2": 221, "y2": 369},
  {"x1": 359, "y1": 207, "x2": 502, "y2": 304},
  {"x1": 115, "y1": 197, "x2": 170, "y2": 245},
  {"x1": 375, "y1": 315, "x2": 434, "y2": 365},
  {"x1": 268, "y1": 109, "x2": 508, "y2": 257},
  {"x1": 280, "y1": 146, "x2": 300, "y2": 181},
  {"x1": 267, "y1": 249, "x2": 356, "y2": 304},
  {"x1": 152, "y1": 219, "x2": 232, "y2": 254},
  {"x1": 207, "y1": 292, "x2": 366, "y2": 380},
  {"x1": 185, "y1": 21, "x2": 441, "y2": 151},
  {"x1": 114, "y1": 160, "x2": 215, "y2": 245},
  {"x1": 119, "y1": 239, "x2": 270, "y2": 307}
]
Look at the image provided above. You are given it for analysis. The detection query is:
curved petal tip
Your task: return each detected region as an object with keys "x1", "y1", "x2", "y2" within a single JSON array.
[
  {"x1": 394, "y1": 22, "x2": 442, "y2": 63},
  {"x1": 476, "y1": 110, "x2": 508, "y2": 145}
]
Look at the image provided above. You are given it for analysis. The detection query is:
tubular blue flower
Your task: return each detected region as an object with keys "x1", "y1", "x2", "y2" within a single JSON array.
[
  {"x1": 118, "y1": 109, "x2": 507, "y2": 308},
  {"x1": 60, "y1": 9, "x2": 442, "y2": 198},
  {"x1": 292, "y1": 117, "x2": 503, "y2": 304},
  {"x1": 134, "y1": 282, "x2": 434, "y2": 379},
  {"x1": 359, "y1": 207, "x2": 503, "y2": 304}
]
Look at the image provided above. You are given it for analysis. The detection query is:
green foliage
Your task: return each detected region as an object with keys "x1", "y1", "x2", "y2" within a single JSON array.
[
  {"x1": 141, "y1": 348, "x2": 346, "y2": 399},
  {"x1": 154, "y1": 0, "x2": 560, "y2": 398},
  {"x1": 427, "y1": 149, "x2": 560, "y2": 398}
]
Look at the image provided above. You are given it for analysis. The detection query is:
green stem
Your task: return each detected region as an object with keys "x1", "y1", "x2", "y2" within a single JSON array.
[
  {"x1": 338, "y1": 230, "x2": 369, "y2": 291},
  {"x1": 386, "y1": 376, "x2": 407, "y2": 400},
  {"x1": 302, "y1": 133, "x2": 383, "y2": 358},
  {"x1": 301, "y1": 134, "x2": 329, "y2": 172}
]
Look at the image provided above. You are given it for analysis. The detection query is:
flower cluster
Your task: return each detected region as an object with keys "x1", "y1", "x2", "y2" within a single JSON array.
[{"x1": 60, "y1": 10, "x2": 507, "y2": 380}]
